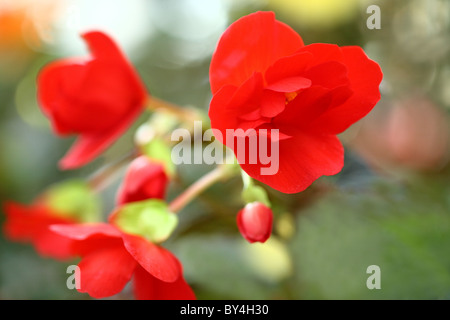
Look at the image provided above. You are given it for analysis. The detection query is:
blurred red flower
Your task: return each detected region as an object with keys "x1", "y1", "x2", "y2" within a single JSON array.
[
  {"x1": 3, "y1": 201, "x2": 77, "y2": 260},
  {"x1": 350, "y1": 95, "x2": 450, "y2": 172},
  {"x1": 116, "y1": 156, "x2": 168, "y2": 206},
  {"x1": 209, "y1": 11, "x2": 382, "y2": 193},
  {"x1": 51, "y1": 223, "x2": 195, "y2": 300},
  {"x1": 237, "y1": 202, "x2": 273, "y2": 243},
  {"x1": 37, "y1": 31, "x2": 147, "y2": 170}
]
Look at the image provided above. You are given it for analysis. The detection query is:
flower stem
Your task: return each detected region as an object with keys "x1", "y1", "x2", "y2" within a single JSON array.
[
  {"x1": 169, "y1": 164, "x2": 236, "y2": 213},
  {"x1": 146, "y1": 96, "x2": 202, "y2": 123},
  {"x1": 88, "y1": 149, "x2": 138, "y2": 192}
]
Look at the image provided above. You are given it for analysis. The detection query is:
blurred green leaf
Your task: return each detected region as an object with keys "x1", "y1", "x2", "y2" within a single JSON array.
[
  {"x1": 0, "y1": 239, "x2": 86, "y2": 300},
  {"x1": 170, "y1": 234, "x2": 291, "y2": 300},
  {"x1": 290, "y1": 178, "x2": 450, "y2": 299},
  {"x1": 45, "y1": 180, "x2": 101, "y2": 223},
  {"x1": 114, "y1": 199, "x2": 178, "y2": 243}
]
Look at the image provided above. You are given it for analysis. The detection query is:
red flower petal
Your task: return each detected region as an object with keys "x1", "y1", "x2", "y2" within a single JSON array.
[
  {"x1": 210, "y1": 11, "x2": 304, "y2": 93},
  {"x1": 274, "y1": 85, "x2": 353, "y2": 133},
  {"x1": 3, "y1": 202, "x2": 76, "y2": 260},
  {"x1": 50, "y1": 223, "x2": 123, "y2": 256},
  {"x1": 81, "y1": 31, "x2": 147, "y2": 98},
  {"x1": 32, "y1": 225, "x2": 77, "y2": 260},
  {"x1": 38, "y1": 60, "x2": 137, "y2": 135},
  {"x1": 50, "y1": 223, "x2": 122, "y2": 240},
  {"x1": 81, "y1": 31, "x2": 126, "y2": 62},
  {"x1": 309, "y1": 46, "x2": 383, "y2": 134},
  {"x1": 239, "y1": 108, "x2": 263, "y2": 122},
  {"x1": 265, "y1": 76, "x2": 311, "y2": 92},
  {"x1": 299, "y1": 43, "x2": 344, "y2": 65},
  {"x1": 77, "y1": 243, "x2": 137, "y2": 298},
  {"x1": 37, "y1": 60, "x2": 87, "y2": 135},
  {"x1": 303, "y1": 61, "x2": 349, "y2": 89},
  {"x1": 260, "y1": 90, "x2": 286, "y2": 118},
  {"x1": 37, "y1": 31, "x2": 148, "y2": 170},
  {"x1": 229, "y1": 72, "x2": 264, "y2": 112},
  {"x1": 265, "y1": 52, "x2": 313, "y2": 85},
  {"x1": 3, "y1": 202, "x2": 41, "y2": 241},
  {"x1": 208, "y1": 85, "x2": 242, "y2": 144},
  {"x1": 254, "y1": 123, "x2": 292, "y2": 141},
  {"x1": 239, "y1": 131, "x2": 344, "y2": 193},
  {"x1": 133, "y1": 265, "x2": 196, "y2": 300},
  {"x1": 58, "y1": 99, "x2": 143, "y2": 170},
  {"x1": 209, "y1": 74, "x2": 269, "y2": 145},
  {"x1": 122, "y1": 233, "x2": 181, "y2": 283}
]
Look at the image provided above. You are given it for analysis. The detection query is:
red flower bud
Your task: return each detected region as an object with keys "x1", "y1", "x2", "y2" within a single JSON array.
[
  {"x1": 116, "y1": 156, "x2": 169, "y2": 206},
  {"x1": 37, "y1": 31, "x2": 147, "y2": 169},
  {"x1": 237, "y1": 202, "x2": 273, "y2": 243}
]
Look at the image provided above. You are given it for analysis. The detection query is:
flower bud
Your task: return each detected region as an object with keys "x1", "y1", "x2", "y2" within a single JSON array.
[
  {"x1": 237, "y1": 202, "x2": 273, "y2": 243},
  {"x1": 116, "y1": 156, "x2": 168, "y2": 205}
]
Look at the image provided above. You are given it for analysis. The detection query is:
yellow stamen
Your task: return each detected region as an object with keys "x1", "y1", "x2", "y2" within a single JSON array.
[{"x1": 285, "y1": 92, "x2": 298, "y2": 104}]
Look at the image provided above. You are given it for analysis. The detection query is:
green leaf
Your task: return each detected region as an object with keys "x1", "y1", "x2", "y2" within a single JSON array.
[
  {"x1": 289, "y1": 178, "x2": 450, "y2": 299},
  {"x1": 44, "y1": 180, "x2": 101, "y2": 223},
  {"x1": 113, "y1": 199, "x2": 178, "y2": 243},
  {"x1": 169, "y1": 234, "x2": 291, "y2": 299}
]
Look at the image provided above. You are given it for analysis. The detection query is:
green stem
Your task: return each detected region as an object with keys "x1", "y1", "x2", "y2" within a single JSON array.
[
  {"x1": 240, "y1": 169, "x2": 253, "y2": 189},
  {"x1": 146, "y1": 97, "x2": 202, "y2": 123},
  {"x1": 88, "y1": 149, "x2": 138, "y2": 192},
  {"x1": 169, "y1": 164, "x2": 236, "y2": 213}
]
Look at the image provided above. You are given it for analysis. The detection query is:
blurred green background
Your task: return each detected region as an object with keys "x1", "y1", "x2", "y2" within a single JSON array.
[{"x1": 0, "y1": 0, "x2": 449, "y2": 300}]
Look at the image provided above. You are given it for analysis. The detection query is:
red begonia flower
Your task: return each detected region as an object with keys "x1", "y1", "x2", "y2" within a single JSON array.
[
  {"x1": 50, "y1": 223, "x2": 195, "y2": 300},
  {"x1": 236, "y1": 202, "x2": 273, "y2": 243},
  {"x1": 209, "y1": 11, "x2": 383, "y2": 193},
  {"x1": 116, "y1": 156, "x2": 168, "y2": 206},
  {"x1": 2, "y1": 202, "x2": 77, "y2": 260},
  {"x1": 37, "y1": 31, "x2": 147, "y2": 170}
]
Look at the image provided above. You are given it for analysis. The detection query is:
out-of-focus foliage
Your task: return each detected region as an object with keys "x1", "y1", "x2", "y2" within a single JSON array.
[
  {"x1": 1, "y1": 0, "x2": 449, "y2": 299},
  {"x1": 291, "y1": 176, "x2": 450, "y2": 300}
]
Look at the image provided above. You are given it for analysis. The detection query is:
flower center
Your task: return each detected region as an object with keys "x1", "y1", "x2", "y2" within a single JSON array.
[{"x1": 285, "y1": 92, "x2": 298, "y2": 104}]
